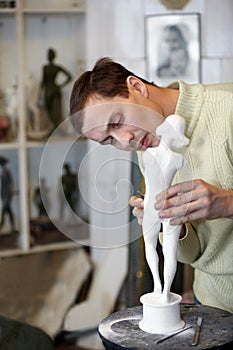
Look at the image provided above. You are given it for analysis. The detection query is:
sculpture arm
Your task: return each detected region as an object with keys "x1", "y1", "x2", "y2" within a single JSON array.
[{"x1": 58, "y1": 66, "x2": 72, "y2": 88}]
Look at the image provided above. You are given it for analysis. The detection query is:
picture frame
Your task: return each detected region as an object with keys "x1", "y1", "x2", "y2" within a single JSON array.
[{"x1": 145, "y1": 13, "x2": 201, "y2": 86}]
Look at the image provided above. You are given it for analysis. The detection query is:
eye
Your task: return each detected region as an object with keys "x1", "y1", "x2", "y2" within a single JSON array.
[
  {"x1": 109, "y1": 136, "x2": 116, "y2": 145},
  {"x1": 110, "y1": 114, "x2": 123, "y2": 129},
  {"x1": 111, "y1": 121, "x2": 121, "y2": 129},
  {"x1": 100, "y1": 136, "x2": 116, "y2": 146}
]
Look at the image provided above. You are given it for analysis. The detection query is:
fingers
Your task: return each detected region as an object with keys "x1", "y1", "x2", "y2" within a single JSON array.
[
  {"x1": 156, "y1": 180, "x2": 196, "y2": 202},
  {"x1": 155, "y1": 191, "x2": 195, "y2": 211},
  {"x1": 169, "y1": 208, "x2": 208, "y2": 225},
  {"x1": 154, "y1": 181, "x2": 196, "y2": 223},
  {"x1": 132, "y1": 206, "x2": 144, "y2": 225},
  {"x1": 155, "y1": 179, "x2": 214, "y2": 224},
  {"x1": 129, "y1": 195, "x2": 144, "y2": 208},
  {"x1": 129, "y1": 195, "x2": 144, "y2": 225}
]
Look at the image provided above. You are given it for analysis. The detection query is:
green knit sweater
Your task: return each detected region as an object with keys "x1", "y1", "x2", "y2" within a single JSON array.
[{"x1": 138, "y1": 81, "x2": 233, "y2": 313}]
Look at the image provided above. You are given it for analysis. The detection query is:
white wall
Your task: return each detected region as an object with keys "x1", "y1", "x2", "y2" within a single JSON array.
[
  {"x1": 86, "y1": 0, "x2": 233, "y2": 81},
  {"x1": 85, "y1": 0, "x2": 233, "y2": 263},
  {"x1": 201, "y1": 0, "x2": 233, "y2": 83}
]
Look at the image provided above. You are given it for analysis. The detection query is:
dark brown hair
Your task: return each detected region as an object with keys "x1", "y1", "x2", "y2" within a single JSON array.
[{"x1": 69, "y1": 57, "x2": 153, "y2": 134}]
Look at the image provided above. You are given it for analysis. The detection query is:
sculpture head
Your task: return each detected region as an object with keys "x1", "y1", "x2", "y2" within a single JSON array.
[
  {"x1": 47, "y1": 48, "x2": 56, "y2": 62},
  {"x1": 156, "y1": 114, "x2": 189, "y2": 148},
  {"x1": 0, "y1": 156, "x2": 8, "y2": 167}
]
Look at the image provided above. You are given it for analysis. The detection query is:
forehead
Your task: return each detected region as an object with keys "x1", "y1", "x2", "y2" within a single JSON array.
[{"x1": 82, "y1": 95, "x2": 118, "y2": 135}]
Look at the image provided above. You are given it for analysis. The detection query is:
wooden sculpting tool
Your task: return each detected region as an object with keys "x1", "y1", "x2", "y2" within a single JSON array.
[{"x1": 192, "y1": 316, "x2": 203, "y2": 346}]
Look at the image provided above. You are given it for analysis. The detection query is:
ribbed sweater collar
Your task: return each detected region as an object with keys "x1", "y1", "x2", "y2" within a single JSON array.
[{"x1": 167, "y1": 80, "x2": 205, "y2": 138}]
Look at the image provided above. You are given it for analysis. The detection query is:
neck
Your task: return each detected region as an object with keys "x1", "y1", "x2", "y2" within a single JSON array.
[{"x1": 147, "y1": 84, "x2": 179, "y2": 117}]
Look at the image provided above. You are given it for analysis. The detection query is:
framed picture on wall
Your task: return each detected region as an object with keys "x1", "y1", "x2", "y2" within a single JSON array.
[{"x1": 145, "y1": 13, "x2": 201, "y2": 86}]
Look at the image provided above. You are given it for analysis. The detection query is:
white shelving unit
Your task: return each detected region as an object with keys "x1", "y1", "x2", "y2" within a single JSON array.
[{"x1": 0, "y1": 0, "x2": 89, "y2": 257}]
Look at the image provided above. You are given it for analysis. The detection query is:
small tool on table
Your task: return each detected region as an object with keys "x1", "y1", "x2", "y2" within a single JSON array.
[
  {"x1": 154, "y1": 325, "x2": 193, "y2": 344},
  {"x1": 192, "y1": 316, "x2": 203, "y2": 346}
]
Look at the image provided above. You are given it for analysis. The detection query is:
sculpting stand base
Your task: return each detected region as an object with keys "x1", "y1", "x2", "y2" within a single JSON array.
[
  {"x1": 99, "y1": 304, "x2": 233, "y2": 349},
  {"x1": 139, "y1": 292, "x2": 185, "y2": 334}
]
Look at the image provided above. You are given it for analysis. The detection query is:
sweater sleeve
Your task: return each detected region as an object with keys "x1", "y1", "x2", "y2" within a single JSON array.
[
  {"x1": 158, "y1": 223, "x2": 201, "y2": 264},
  {"x1": 176, "y1": 223, "x2": 201, "y2": 264}
]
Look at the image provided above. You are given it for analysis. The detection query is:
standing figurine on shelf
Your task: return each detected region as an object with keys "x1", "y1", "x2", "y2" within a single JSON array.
[
  {"x1": 6, "y1": 77, "x2": 18, "y2": 140},
  {"x1": 0, "y1": 156, "x2": 15, "y2": 232},
  {"x1": 61, "y1": 163, "x2": 78, "y2": 214},
  {"x1": 38, "y1": 48, "x2": 72, "y2": 129},
  {"x1": 25, "y1": 73, "x2": 41, "y2": 133},
  {"x1": 0, "y1": 90, "x2": 11, "y2": 142},
  {"x1": 33, "y1": 178, "x2": 49, "y2": 218}
]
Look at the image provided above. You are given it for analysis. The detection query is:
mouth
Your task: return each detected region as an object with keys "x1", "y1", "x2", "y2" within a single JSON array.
[{"x1": 139, "y1": 134, "x2": 149, "y2": 150}]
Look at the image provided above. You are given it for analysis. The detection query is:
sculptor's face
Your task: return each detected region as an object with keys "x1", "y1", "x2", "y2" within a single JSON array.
[{"x1": 82, "y1": 89, "x2": 165, "y2": 151}]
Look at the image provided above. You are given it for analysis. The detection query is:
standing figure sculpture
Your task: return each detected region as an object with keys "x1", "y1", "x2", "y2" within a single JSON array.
[
  {"x1": 61, "y1": 163, "x2": 78, "y2": 214},
  {"x1": 39, "y1": 48, "x2": 72, "y2": 129},
  {"x1": 25, "y1": 73, "x2": 41, "y2": 133},
  {"x1": 142, "y1": 114, "x2": 189, "y2": 303},
  {"x1": 6, "y1": 78, "x2": 18, "y2": 139},
  {"x1": 0, "y1": 156, "x2": 15, "y2": 232},
  {"x1": 33, "y1": 178, "x2": 49, "y2": 218}
]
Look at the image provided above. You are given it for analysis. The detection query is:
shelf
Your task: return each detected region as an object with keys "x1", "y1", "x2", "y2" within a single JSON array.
[
  {"x1": 21, "y1": 0, "x2": 86, "y2": 13},
  {"x1": 0, "y1": 0, "x2": 88, "y2": 258},
  {"x1": 0, "y1": 142, "x2": 20, "y2": 149},
  {"x1": 0, "y1": 220, "x2": 90, "y2": 257},
  {"x1": 23, "y1": 8, "x2": 85, "y2": 14},
  {"x1": 0, "y1": 8, "x2": 16, "y2": 14},
  {"x1": 0, "y1": 240, "x2": 86, "y2": 258}
]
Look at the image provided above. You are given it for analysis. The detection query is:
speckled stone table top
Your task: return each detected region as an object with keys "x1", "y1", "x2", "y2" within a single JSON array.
[{"x1": 98, "y1": 304, "x2": 233, "y2": 350}]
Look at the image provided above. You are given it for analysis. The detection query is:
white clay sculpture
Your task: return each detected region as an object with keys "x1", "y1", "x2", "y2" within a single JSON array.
[{"x1": 139, "y1": 114, "x2": 189, "y2": 334}]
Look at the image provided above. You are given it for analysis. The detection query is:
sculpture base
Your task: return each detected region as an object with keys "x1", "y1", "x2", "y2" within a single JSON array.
[
  {"x1": 139, "y1": 292, "x2": 185, "y2": 334},
  {"x1": 99, "y1": 304, "x2": 233, "y2": 349}
]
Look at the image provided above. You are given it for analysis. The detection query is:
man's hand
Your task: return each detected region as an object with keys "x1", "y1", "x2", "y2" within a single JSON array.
[
  {"x1": 155, "y1": 179, "x2": 233, "y2": 225},
  {"x1": 129, "y1": 195, "x2": 144, "y2": 225},
  {"x1": 129, "y1": 193, "x2": 186, "y2": 239}
]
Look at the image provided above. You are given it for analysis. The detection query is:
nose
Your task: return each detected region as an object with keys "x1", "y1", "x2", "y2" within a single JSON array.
[{"x1": 112, "y1": 130, "x2": 134, "y2": 149}]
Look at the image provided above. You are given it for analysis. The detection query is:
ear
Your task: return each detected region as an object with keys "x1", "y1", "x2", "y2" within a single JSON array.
[{"x1": 126, "y1": 76, "x2": 148, "y2": 97}]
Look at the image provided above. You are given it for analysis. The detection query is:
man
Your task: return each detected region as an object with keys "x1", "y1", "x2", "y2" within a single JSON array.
[{"x1": 69, "y1": 57, "x2": 233, "y2": 313}]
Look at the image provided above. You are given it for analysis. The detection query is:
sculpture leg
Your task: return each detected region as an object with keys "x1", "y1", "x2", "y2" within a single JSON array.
[
  {"x1": 162, "y1": 221, "x2": 181, "y2": 302},
  {"x1": 52, "y1": 93, "x2": 62, "y2": 128},
  {"x1": 0, "y1": 204, "x2": 7, "y2": 228},
  {"x1": 143, "y1": 223, "x2": 162, "y2": 294},
  {"x1": 7, "y1": 203, "x2": 15, "y2": 231}
]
